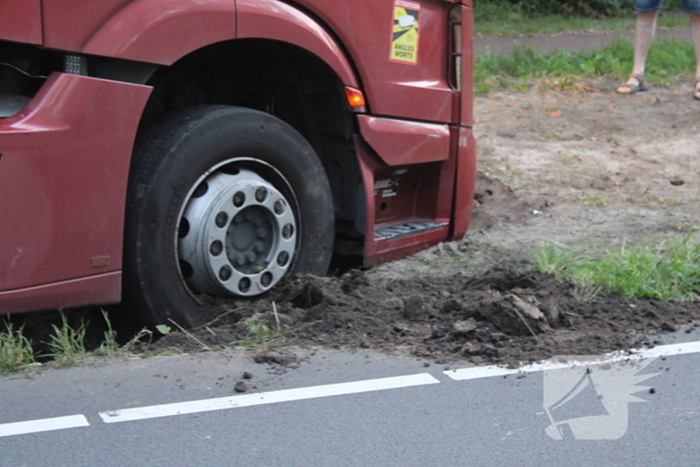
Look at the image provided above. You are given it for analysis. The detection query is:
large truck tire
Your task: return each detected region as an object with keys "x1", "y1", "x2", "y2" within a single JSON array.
[{"x1": 122, "y1": 106, "x2": 334, "y2": 326}]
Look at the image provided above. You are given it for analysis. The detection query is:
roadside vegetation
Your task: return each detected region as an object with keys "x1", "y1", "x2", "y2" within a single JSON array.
[
  {"x1": 474, "y1": 0, "x2": 686, "y2": 36},
  {"x1": 0, "y1": 310, "x2": 153, "y2": 375},
  {"x1": 536, "y1": 234, "x2": 700, "y2": 301},
  {"x1": 0, "y1": 322, "x2": 35, "y2": 375},
  {"x1": 475, "y1": 14, "x2": 687, "y2": 37},
  {"x1": 239, "y1": 311, "x2": 289, "y2": 348},
  {"x1": 473, "y1": 0, "x2": 694, "y2": 93},
  {"x1": 0, "y1": 305, "x2": 294, "y2": 375},
  {"x1": 474, "y1": 36, "x2": 695, "y2": 93}
]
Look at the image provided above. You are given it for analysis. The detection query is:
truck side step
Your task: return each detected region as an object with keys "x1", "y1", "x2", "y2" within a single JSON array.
[{"x1": 374, "y1": 221, "x2": 442, "y2": 241}]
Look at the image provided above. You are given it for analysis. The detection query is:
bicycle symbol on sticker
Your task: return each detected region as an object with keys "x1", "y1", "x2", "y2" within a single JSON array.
[{"x1": 391, "y1": 0, "x2": 420, "y2": 65}]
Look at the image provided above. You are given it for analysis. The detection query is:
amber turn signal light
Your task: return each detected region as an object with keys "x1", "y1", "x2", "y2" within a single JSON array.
[{"x1": 344, "y1": 86, "x2": 366, "y2": 108}]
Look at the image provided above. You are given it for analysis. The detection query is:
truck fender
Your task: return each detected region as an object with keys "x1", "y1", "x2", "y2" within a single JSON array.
[
  {"x1": 82, "y1": 0, "x2": 236, "y2": 66},
  {"x1": 237, "y1": 0, "x2": 359, "y2": 87}
]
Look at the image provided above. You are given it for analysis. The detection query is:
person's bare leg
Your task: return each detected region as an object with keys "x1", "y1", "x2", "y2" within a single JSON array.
[
  {"x1": 618, "y1": 10, "x2": 659, "y2": 93},
  {"x1": 689, "y1": 13, "x2": 700, "y2": 98}
]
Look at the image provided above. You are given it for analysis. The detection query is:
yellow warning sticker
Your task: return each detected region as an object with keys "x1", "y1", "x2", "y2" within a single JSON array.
[{"x1": 390, "y1": 0, "x2": 420, "y2": 65}]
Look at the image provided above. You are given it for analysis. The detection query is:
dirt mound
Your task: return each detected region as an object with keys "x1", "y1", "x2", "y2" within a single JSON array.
[{"x1": 151, "y1": 266, "x2": 700, "y2": 366}]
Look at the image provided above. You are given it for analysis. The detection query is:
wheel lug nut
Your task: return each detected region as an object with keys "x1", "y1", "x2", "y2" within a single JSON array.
[
  {"x1": 282, "y1": 224, "x2": 294, "y2": 239},
  {"x1": 255, "y1": 187, "x2": 267, "y2": 202},
  {"x1": 253, "y1": 217, "x2": 263, "y2": 227},
  {"x1": 219, "y1": 266, "x2": 232, "y2": 281},
  {"x1": 277, "y1": 251, "x2": 289, "y2": 267},
  {"x1": 256, "y1": 228, "x2": 267, "y2": 239},
  {"x1": 260, "y1": 272, "x2": 272, "y2": 287},
  {"x1": 274, "y1": 200, "x2": 285, "y2": 215},
  {"x1": 233, "y1": 192, "x2": 245, "y2": 207},
  {"x1": 235, "y1": 255, "x2": 246, "y2": 267},
  {"x1": 246, "y1": 252, "x2": 257, "y2": 263},
  {"x1": 239, "y1": 277, "x2": 251, "y2": 293},
  {"x1": 254, "y1": 242, "x2": 264, "y2": 253},
  {"x1": 215, "y1": 212, "x2": 228, "y2": 228},
  {"x1": 210, "y1": 240, "x2": 223, "y2": 256}
]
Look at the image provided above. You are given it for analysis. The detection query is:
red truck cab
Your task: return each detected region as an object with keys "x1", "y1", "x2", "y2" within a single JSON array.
[{"x1": 0, "y1": 0, "x2": 475, "y2": 325}]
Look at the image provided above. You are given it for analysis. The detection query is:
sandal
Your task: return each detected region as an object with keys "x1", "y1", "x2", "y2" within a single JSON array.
[
  {"x1": 694, "y1": 78, "x2": 700, "y2": 101},
  {"x1": 617, "y1": 73, "x2": 648, "y2": 95}
]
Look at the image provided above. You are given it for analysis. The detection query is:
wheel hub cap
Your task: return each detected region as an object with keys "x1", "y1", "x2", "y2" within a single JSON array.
[{"x1": 178, "y1": 168, "x2": 296, "y2": 297}]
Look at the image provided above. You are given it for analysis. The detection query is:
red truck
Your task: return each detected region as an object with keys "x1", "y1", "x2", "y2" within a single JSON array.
[{"x1": 0, "y1": 0, "x2": 476, "y2": 326}]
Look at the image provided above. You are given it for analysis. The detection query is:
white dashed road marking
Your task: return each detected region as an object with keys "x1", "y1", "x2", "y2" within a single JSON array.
[
  {"x1": 99, "y1": 373, "x2": 441, "y2": 423},
  {"x1": 3, "y1": 340, "x2": 700, "y2": 438},
  {"x1": 0, "y1": 414, "x2": 89, "y2": 438},
  {"x1": 444, "y1": 341, "x2": 700, "y2": 381}
]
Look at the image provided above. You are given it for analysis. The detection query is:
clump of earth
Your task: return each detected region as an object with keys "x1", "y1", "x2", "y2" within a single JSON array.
[
  {"x1": 151, "y1": 84, "x2": 700, "y2": 366},
  {"x1": 153, "y1": 267, "x2": 699, "y2": 367}
]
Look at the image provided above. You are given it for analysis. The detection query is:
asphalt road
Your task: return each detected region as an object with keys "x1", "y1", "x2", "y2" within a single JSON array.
[{"x1": 2, "y1": 328, "x2": 700, "y2": 467}]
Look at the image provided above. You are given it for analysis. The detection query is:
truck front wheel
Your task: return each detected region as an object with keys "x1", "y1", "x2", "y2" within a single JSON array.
[{"x1": 122, "y1": 106, "x2": 334, "y2": 326}]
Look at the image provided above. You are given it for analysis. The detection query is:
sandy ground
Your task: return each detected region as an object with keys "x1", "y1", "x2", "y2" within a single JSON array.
[{"x1": 374, "y1": 83, "x2": 700, "y2": 279}]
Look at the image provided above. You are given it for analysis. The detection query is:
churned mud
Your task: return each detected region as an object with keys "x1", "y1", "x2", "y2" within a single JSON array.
[{"x1": 152, "y1": 267, "x2": 700, "y2": 367}]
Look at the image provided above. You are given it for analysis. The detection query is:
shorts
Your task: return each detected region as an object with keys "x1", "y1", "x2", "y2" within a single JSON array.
[{"x1": 635, "y1": 0, "x2": 700, "y2": 14}]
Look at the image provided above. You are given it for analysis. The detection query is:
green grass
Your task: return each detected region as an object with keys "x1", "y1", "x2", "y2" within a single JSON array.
[
  {"x1": 475, "y1": 14, "x2": 688, "y2": 37},
  {"x1": 473, "y1": 0, "x2": 687, "y2": 37},
  {"x1": 536, "y1": 234, "x2": 700, "y2": 301},
  {"x1": 237, "y1": 312, "x2": 287, "y2": 348},
  {"x1": 0, "y1": 310, "x2": 155, "y2": 374},
  {"x1": 0, "y1": 322, "x2": 35, "y2": 375},
  {"x1": 474, "y1": 36, "x2": 695, "y2": 93},
  {"x1": 45, "y1": 313, "x2": 89, "y2": 368}
]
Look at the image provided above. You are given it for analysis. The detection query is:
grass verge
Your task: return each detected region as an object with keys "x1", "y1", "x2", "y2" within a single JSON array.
[
  {"x1": 536, "y1": 234, "x2": 700, "y2": 301},
  {"x1": 1, "y1": 310, "x2": 154, "y2": 374},
  {"x1": 0, "y1": 322, "x2": 35, "y2": 375},
  {"x1": 474, "y1": 36, "x2": 695, "y2": 94},
  {"x1": 474, "y1": 14, "x2": 688, "y2": 37},
  {"x1": 45, "y1": 313, "x2": 89, "y2": 367}
]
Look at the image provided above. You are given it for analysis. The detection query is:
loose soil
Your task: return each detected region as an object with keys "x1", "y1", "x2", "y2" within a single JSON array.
[{"x1": 151, "y1": 84, "x2": 700, "y2": 367}]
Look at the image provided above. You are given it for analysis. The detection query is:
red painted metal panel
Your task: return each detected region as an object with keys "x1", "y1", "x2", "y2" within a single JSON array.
[
  {"x1": 236, "y1": 0, "x2": 358, "y2": 87},
  {"x1": 0, "y1": 272, "x2": 122, "y2": 314},
  {"x1": 372, "y1": 163, "x2": 442, "y2": 224},
  {"x1": 83, "y1": 0, "x2": 236, "y2": 64},
  {"x1": 354, "y1": 135, "x2": 455, "y2": 267},
  {"x1": 41, "y1": 0, "x2": 133, "y2": 51},
  {"x1": 0, "y1": 74, "x2": 151, "y2": 305},
  {"x1": 459, "y1": 4, "x2": 474, "y2": 127},
  {"x1": 43, "y1": 0, "x2": 236, "y2": 65},
  {"x1": 450, "y1": 126, "x2": 476, "y2": 239},
  {"x1": 292, "y1": 0, "x2": 456, "y2": 123},
  {"x1": 0, "y1": 0, "x2": 43, "y2": 45},
  {"x1": 433, "y1": 126, "x2": 458, "y2": 221},
  {"x1": 357, "y1": 115, "x2": 450, "y2": 166}
]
